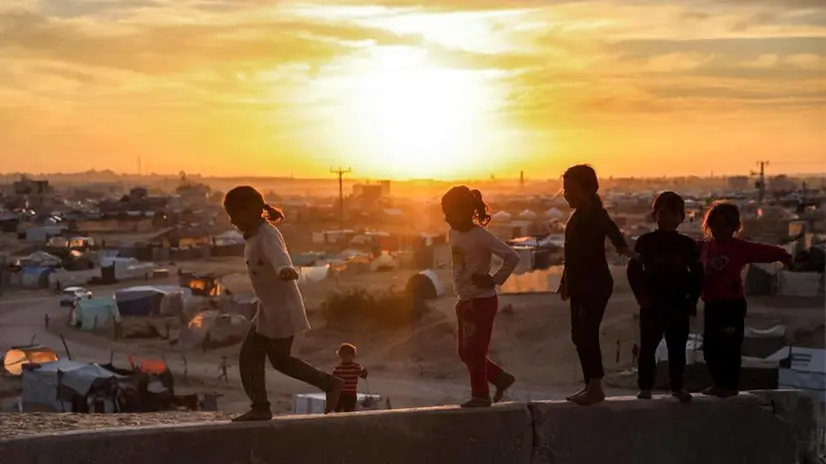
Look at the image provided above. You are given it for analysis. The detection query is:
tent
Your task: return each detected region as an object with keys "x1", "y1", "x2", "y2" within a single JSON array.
[
  {"x1": 742, "y1": 325, "x2": 787, "y2": 358},
  {"x1": 72, "y1": 298, "x2": 121, "y2": 331},
  {"x1": 545, "y1": 208, "x2": 565, "y2": 220},
  {"x1": 3, "y1": 345, "x2": 59, "y2": 376},
  {"x1": 19, "y1": 251, "x2": 62, "y2": 268},
  {"x1": 21, "y1": 359, "x2": 121, "y2": 412},
  {"x1": 767, "y1": 347, "x2": 826, "y2": 403},
  {"x1": 299, "y1": 264, "x2": 331, "y2": 284},
  {"x1": 491, "y1": 211, "x2": 512, "y2": 222},
  {"x1": 405, "y1": 269, "x2": 445, "y2": 300},
  {"x1": 518, "y1": 209, "x2": 537, "y2": 220},
  {"x1": 370, "y1": 252, "x2": 398, "y2": 272},
  {"x1": 115, "y1": 285, "x2": 184, "y2": 316},
  {"x1": 178, "y1": 310, "x2": 250, "y2": 350},
  {"x1": 213, "y1": 230, "x2": 244, "y2": 247}
]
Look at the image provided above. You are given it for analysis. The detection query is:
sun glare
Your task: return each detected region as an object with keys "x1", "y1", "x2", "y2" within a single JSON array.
[{"x1": 343, "y1": 47, "x2": 494, "y2": 179}]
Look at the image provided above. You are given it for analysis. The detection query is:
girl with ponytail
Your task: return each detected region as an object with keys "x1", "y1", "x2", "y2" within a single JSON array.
[
  {"x1": 560, "y1": 165, "x2": 636, "y2": 405},
  {"x1": 441, "y1": 186, "x2": 520, "y2": 407},
  {"x1": 223, "y1": 186, "x2": 344, "y2": 421}
]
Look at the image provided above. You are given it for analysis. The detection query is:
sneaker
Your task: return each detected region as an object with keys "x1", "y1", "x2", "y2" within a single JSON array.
[
  {"x1": 493, "y1": 372, "x2": 516, "y2": 403},
  {"x1": 325, "y1": 377, "x2": 345, "y2": 414},
  {"x1": 671, "y1": 389, "x2": 693, "y2": 403},
  {"x1": 570, "y1": 388, "x2": 605, "y2": 406},
  {"x1": 232, "y1": 409, "x2": 273, "y2": 422},
  {"x1": 566, "y1": 386, "x2": 588, "y2": 401},
  {"x1": 460, "y1": 397, "x2": 492, "y2": 408},
  {"x1": 637, "y1": 390, "x2": 653, "y2": 400}
]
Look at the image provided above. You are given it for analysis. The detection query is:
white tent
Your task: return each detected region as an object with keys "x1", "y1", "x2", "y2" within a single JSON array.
[
  {"x1": 20, "y1": 251, "x2": 62, "y2": 268},
  {"x1": 767, "y1": 346, "x2": 826, "y2": 403},
  {"x1": 518, "y1": 209, "x2": 537, "y2": 220},
  {"x1": 371, "y1": 252, "x2": 398, "y2": 271},
  {"x1": 214, "y1": 230, "x2": 244, "y2": 246},
  {"x1": 405, "y1": 269, "x2": 445, "y2": 300},
  {"x1": 22, "y1": 359, "x2": 121, "y2": 411},
  {"x1": 492, "y1": 211, "x2": 512, "y2": 222},
  {"x1": 545, "y1": 207, "x2": 565, "y2": 220}
]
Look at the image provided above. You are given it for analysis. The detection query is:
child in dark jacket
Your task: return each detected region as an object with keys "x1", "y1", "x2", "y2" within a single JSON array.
[
  {"x1": 628, "y1": 192, "x2": 703, "y2": 403},
  {"x1": 699, "y1": 202, "x2": 792, "y2": 397}
]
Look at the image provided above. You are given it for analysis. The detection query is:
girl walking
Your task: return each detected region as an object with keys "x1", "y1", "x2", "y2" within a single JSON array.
[
  {"x1": 560, "y1": 165, "x2": 635, "y2": 405},
  {"x1": 224, "y1": 186, "x2": 344, "y2": 421},
  {"x1": 699, "y1": 202, "x2": 792, "y2": 397},
  {"x1": 442, "y1": 186, "x2": 520, "y2": 407}
]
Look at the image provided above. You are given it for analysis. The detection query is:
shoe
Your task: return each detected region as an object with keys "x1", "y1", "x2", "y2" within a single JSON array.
[
  {"x1": 493, "y1": 372, "x2": 516, "y2": 403},
  {"x1": 570, "y1": 388, "x2": 605, "y2": 406},
  {"x1": 671, "y1": 389, "x2": 693, "y2": 403},
  {"x1": 232, "y1": 409, "x2": 273, "y2": 422},
  {"x1": 325, "y1": 377, "x2": 345, "y2": 414},
  {"x1": 566, "y1": 386, "x2": 587, "y2": 401},
  {"x1": 637, "y1": 390, "x2": 653, "y2": 400},
  {"x1": 460, "y1": 397, "x2": 492, "y2": 408}
]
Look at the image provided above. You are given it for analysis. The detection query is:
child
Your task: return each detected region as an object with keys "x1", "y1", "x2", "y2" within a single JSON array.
[
  {"x1": 627, "y1": 191, "x2": 703, "y2": 403},
  {"x1": 560, "y1": 165, "x2": 635, "y2": 405},
  {"x1": 699, "y1": 202, "x2": 792, "y2": 398},
  {"x1": 223, "y1": 186, "x2": 344, "y2": 421},
  {"x1": 332, "y1": 343, "x2": 368, "y2": 413},
  {"x1": 442, "y1": 186, "x2": 520, "y2": 408}
]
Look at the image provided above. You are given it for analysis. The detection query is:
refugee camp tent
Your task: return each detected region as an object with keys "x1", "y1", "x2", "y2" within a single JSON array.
[
  {"x1": 178, "y1": 311, "x2": 251, "y2": 350},
  {"x1": 299, "y1": 264, "x2": 331, "y2": 284},
  {"x1": 213, "y1": 230, "x2": 244, "y2": 247},
  {"x1": 491, "y1": 211, "x2": 512, "y2": 222},
  {"x1": 545, "y1": 208, "x2": 565, "y2": 220},
  {"x1": 19, "y1": 251, "x2": 62, "y2": 268},
  {"x1": 72, "y1": 298, "x2": 121, "y2": 331},
  {"x1": 3, "y1": 345, "x2": 59, "y2": 376},
  {"x1": 21, "y1": 359, "x2": 121, "y2": 412},
  {"x1": 115, "y1": 286, "x2": 185, "y2": 316},
  {"x1": 405, "y1": 269, "x2": 445, "y2": 300},
  {"x1": 742, "y1": 325, "x2": 787, "y2": 358},
  {"x1": 518, "y1": 209, "x2": 538, "y2": 220},
  {"x1": 370, "y1": 252, "x2": 398, "y2": 272},
  {"x1": 767, "y1": 347, "x2": 826, "y2": 403}
]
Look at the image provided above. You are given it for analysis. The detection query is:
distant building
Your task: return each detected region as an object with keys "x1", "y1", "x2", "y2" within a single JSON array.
[
  {"x1": 12, "y1": 176, "x2": 53, "y2": 208},
  {"x1": 353, "y1": 181, "x2": 391, "y2": 200},
  {"x1": 727, "y1": 176, "x2": 750, "y2": 190}
]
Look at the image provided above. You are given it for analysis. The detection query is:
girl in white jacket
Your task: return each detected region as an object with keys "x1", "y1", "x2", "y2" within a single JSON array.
[{"x1": 223, "y1": 186, "x2": 343, "y2": 421}]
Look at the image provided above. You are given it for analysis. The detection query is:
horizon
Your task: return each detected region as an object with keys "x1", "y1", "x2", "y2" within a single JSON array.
[{"x1": 1, "y1": 1, "x2": 824, "y2": 179}]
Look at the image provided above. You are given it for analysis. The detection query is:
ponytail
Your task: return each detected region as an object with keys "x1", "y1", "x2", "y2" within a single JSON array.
[
  {"x1": 263, "y1": 203, "x2": 285, "y2": 224},
  {"x1": 470, "y1": 189, "x2": 491, "y2": 227}
]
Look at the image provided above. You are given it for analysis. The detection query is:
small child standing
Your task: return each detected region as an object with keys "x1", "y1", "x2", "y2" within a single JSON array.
[
  {"x1": 224, "y1": 186, "x2": 344, "y2": 421},
  {"x1": 699, "y1": 202, "x2": 792, "y2": 398},
  {"x1": 332, "y1": 343, "x2": 368, "y2": 413},
  {"x1": 627, "y1": 192, "x2": 703, "y2": 403},
  {"x1": 442, "y1": 186, "x2": 520, "y2": 408}
]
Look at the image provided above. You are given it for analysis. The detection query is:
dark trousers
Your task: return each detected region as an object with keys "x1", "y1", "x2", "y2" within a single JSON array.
[
  {"x1": 703, "y1": 299, "x2": 747, "y2": 390},
  {"x1": 570, "y1": 290, "x2": 611, "y2": 382},
  {"x1": 239, "y1": 329, "x2": 333, "y2": 411},
  {"x1": 637, "y1": 306, "x2": 690, "y2": 391},
  {"x1": 335, "y1": 392, "x2": 358, "y2": 412}
]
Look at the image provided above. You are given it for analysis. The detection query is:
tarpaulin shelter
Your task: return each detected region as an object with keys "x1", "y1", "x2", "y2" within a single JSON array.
[
  {"x1": 299, "y1": 264, "x2": 331, "y2": 284},
  {"x1": 405, "y1": 269, "x2": 445, "y2": 300},
  {"x1": 72, "y1": 298, "x2": 121, "y2": 331},
  {"x1": 491, "y1": 211, "x2": 512, "y2": 222},
  {"x1": 115, "y1": 285, "x2": 185, "y2": 316},
  {"x1": 3, "y1": 344, "x2": 59, "y2": 376},
  {"x1": 767, "y1": 346, "x2": 826, "y2": 403},
  {"x1": 178, "y1": 310, "x2": 250, "y2": 350},
  {"x1": 21, "y1": 359, "x2": 121, "y2": 412}
]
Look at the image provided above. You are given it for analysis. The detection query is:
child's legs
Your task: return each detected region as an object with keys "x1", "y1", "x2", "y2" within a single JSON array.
[
  {"x1": 265, "y1": 336, "x2": 334, "y2": 393},
  {"x1": 637, "y1": 307, "x2": 664, "y2": 391},
  {"x1": 569, "y1": 297, "x2": 588, "y2": 383},
  {"x1": 335, "y1": 392, "x2": 358, "y2": 412},
  {"x1": 459, "y1": 296, "x2": 498, "y2": 398},
  {"x1": 664, "y1": 311, "x2": 690, "y2": 391},
  {"x1": 718, "y1": 300, "x2": 747, "y2": 390},
  {"x1": 238, "y1": 328, "x2": 270, "y2": 410},
  {"x1": 702, "y1": 303, "x2": 724, "y2": 385},
  {"x1": 571, "y1": 291, "x2": 610, "y2": 381}
]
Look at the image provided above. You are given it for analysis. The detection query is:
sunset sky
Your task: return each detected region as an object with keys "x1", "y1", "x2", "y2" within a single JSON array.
[{"x1": 0, "y1": 0, "x2": 824, "y2": 180}]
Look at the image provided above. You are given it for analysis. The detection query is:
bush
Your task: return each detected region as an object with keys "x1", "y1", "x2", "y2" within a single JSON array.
[{"x1": 320, "y1": 287, "x2": 426, "y2": 329}]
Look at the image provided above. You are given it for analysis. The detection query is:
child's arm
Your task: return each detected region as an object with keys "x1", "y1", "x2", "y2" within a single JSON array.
[
  {"x1": 740, "y1": 240, "x2": 793, "y2": 265},
  {"x1": 359, "y1": 365, "x2": 368, "y2": 379},
  {"x1": 598, "y1": 208, "x2": 634, "y2": 257},
  {"x1": 626, "y1": 237, "x2": 648, "y2": 307},
  {"x1": 686, "y1": 238, "x2": 704, "y2": 309},
  {"x1": 479, "y1": 228, "x2": 520, "y2": 285},
  {"x1": 260, "y1": 225, "x2": 298, "y2": 278}
]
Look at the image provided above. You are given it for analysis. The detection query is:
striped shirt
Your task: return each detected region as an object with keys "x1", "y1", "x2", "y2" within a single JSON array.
[{"x1": 333, "y1": 362, "x2": 365, "y2": 393}]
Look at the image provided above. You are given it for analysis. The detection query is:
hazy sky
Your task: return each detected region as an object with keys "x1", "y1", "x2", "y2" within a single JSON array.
[{"x1": 0, "y1": 0, "x2": 824, "y2": 179}]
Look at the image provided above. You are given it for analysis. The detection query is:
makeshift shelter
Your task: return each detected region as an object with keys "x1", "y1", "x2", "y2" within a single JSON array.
[
  {"x1": 518, "y1": 209, "x2": 538, "y2": 220},
  {"x1": 545, "y1": 208, "x2": 565, "y2": 220},
  {"x1": 115, "y1": 285, "x2": 185, "y2": 316},
  {"x1": 767, "y1": 347, "x2": 826, "y2": 403},
  {"x1": 491, "y1": 211, "x2": 512, "y2": 222},
  {"x1": 299, "y1": 264, "x2": 331, "y2": 284},
  {"x1": 3, "y1": 345, "x2": 59, "y2": 376},
  {"x1": 370, "y1": 252, "x2": 398, "y2": 272},
  {"x1": 72, "y1": 298, "x2": 121, "y2": 331},
  {"x1": 19, "y1": 251, "x2": 62, "y2": 268},
  {"x1": 742, "y1": 325, "x2": 787, "y2": 358},
  {"x1": 21, "y1": 359, "x2": 121, "y2": 412},
  {"x1": 405, "y1": 270, "x2": 445, "y2": 300},
  {"x1": 178, "y1": 310, "x2": 250, "y2": 350},
  {"x1": 213, "y1": 230, "x2": 244, "y2": 247}
]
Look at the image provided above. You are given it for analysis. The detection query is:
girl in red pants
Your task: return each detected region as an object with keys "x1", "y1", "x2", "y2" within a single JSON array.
[{"x1": 442, "y1": 186, "x2": 521, "y2": 408}]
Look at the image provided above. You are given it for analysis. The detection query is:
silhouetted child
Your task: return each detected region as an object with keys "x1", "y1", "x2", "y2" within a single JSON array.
[
  {"x1": 560, "y1": 165, "x2": 636, "y2": 405},
  {"x1": 332, "y1": 343, "x2": 368, "y2": 413},
  {"x1": 224, "y1": 186, "x2": 344, "y2": 421},
  {"x1": 627, "y1": 192, "x2": 703, "y2": 403},
  {"x1": 699, "y1": 202, "x2": 792, "y2": 398},
  {"x1": 442, "y1": 186, "x2": 520, "y2": 408}
]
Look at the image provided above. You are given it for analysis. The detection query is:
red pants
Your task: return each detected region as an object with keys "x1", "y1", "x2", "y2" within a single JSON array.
[{"x1": 456, "y1": 296, "x2": 504, "y2": 398}]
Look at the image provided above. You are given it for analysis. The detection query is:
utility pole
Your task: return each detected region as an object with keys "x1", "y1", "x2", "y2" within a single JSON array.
[
  {"x1": 520, "y1": 170, "x2": 525, "y2": 189},
  {"x1": 752, "y1": 161, "x2": 769, "y2": 206},
  {"x1": 330, "y1": 167, "x2": 351, "y2": 233}
]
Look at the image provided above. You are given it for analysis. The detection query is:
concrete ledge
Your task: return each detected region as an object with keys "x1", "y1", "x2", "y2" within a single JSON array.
[{"x1": 0, "y1": 391, "x2": 819, "y2": 464}]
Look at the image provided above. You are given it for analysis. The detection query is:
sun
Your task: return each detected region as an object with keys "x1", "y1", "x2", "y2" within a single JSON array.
[{"x1": 343, "y1": 47, "x2": 493, "y2": 179}]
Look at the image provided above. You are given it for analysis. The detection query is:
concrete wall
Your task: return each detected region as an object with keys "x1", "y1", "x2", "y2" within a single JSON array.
[{"x1": 0, "y1": 391, "x2": 821, "y2": 464}]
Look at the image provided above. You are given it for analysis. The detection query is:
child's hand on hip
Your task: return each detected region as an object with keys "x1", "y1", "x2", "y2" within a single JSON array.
[
  {"x1": 279, "y1": 268, "x2": 299, "y2": 281},
  {"x1": 471, "y1": 273, "x2": 496, "y2": 289}
]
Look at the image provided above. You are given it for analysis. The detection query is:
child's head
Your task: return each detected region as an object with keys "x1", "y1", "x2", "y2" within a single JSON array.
[
  {"x1": 562, "y1": 164, "x2": 602, "y2": 209},
  {"x1": 703, "y1": 202, "x2": 742, "y2": 240},
  {"x1": 337, "y1": 343, "x2": 357, "y2": 363},
  {"x1": 223, "y1": 186, "x2": 284, "y2": 233},
  {"x1": 441, "y1": 186, "x2": 491, "y2": 232},
  {"x1": 652, "y1": 191, "x2": 685, "y2": 231}
]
